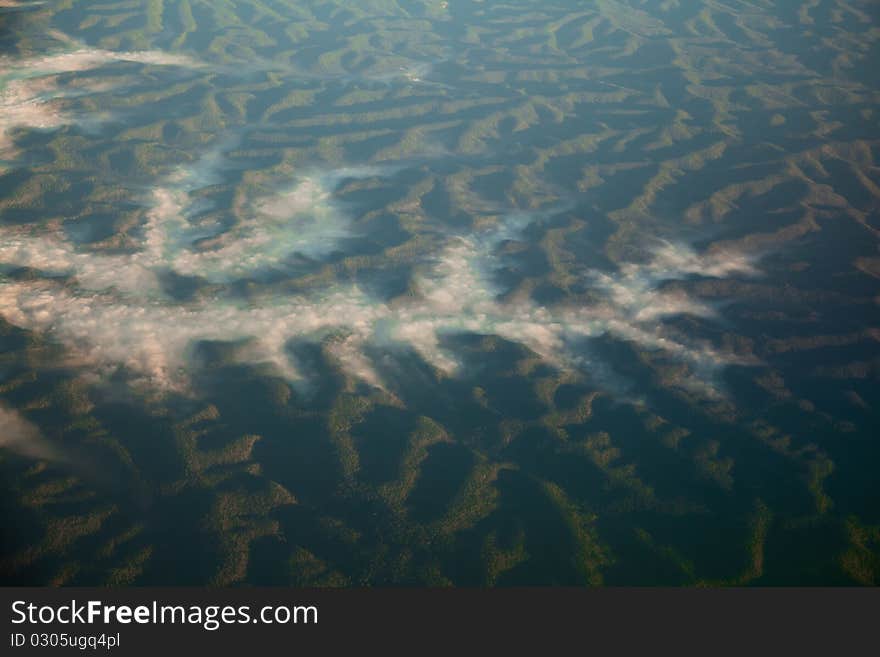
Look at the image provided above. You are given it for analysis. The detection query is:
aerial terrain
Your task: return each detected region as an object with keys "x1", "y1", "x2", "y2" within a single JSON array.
[{"x1": 0, "y1": 0, "x2": 878, "y2": 586}]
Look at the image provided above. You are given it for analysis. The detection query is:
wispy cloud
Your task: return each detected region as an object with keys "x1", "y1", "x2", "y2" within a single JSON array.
[
  {"x1": 0, "y1": 171, "x2": 760, "y2": 398},
  {"x1": 166, "y1": 165, "x2": 389, "y2": 281},
  {"x1": 0, "y1": 1, "x2": 46, "y2": 8},
  {"x1": 0, "y1": 404, "x2": 58, "y2": 462},
  {"x1": 0, "y1": 152, "x2": 389, "y2": 296},
  {"x1": 0, "y1": 43, "x2": 200, "y2": 163}
]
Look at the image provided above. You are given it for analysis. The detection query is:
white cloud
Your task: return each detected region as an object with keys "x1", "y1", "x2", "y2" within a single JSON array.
[
  {"x1": 0, "y1": 140, "x2": 389, "y2": 295},
  {"x1": 0, "y1": 404, "x2": 58, "y2": 462},
  {"x1": 0, "y1": 192, "x2": 759, "y2": 399},
  {"x1": 0, "y1": 58, "x2": 759, "y2": 401},
  {"x1": 166, "y1": 165, "x2": 388, "y2": 281},
  {"x1": 0, "y1": 44, "x2": 200, "y2": 164},
  {"x1": 0, "y1": 1, "x2": 46, "y2": 8}
]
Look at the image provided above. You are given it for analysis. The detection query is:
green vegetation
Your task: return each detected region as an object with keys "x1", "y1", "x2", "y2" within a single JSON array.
[{"x1": 0, "y1": 0, "x2": 878, "y2": 586}]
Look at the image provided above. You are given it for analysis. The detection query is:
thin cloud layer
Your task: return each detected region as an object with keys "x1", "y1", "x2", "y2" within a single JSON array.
[
  {"x1": 0, "y1": 36, "x2": 760, "y2": 400},
  {"x1": 0, "y1": 155, "x2": 389, "y2": 294},
  {"x1": 0, "y1": 44, "x2": 199, "y2": 163},
  {"x1": 166, "y1": 165, "x2": 388, "y2": 281},
  {"x1": 0, "y1": 1, "x2": 46, "y2": 7},
  {"x1": 0, "y1": 180, "x2": 759, "y2": 397},
  {"x1": 0, "y1": 404, "x2": 58, "y2": 462}
]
